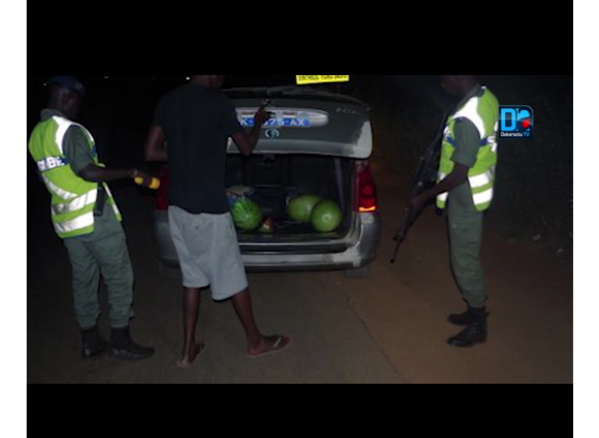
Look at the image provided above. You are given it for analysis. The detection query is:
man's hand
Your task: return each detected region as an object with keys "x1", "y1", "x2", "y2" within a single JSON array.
[
  {"x1": 409, "y1": 163, "x2": 470, "y2": 215},
  {"x1": 133, "y1": 169, "x2": 160, "y2": 189},
  {"x1": 254, "y1": 106, "x2": 273, "y2": 126},
  {"x1": 232, "y1": 106, "x2": 274, "y2": 156},
  {"x1": 408, "y1": 193, "x2": 429, "y2": 218}
]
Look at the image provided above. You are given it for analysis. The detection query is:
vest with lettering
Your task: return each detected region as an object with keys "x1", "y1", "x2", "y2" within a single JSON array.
[
  {"x1": 28, "y1": 115, "x2": 122, "y2": 239},
  {"x1": 437, "y1": 87, "x2": 500, "y2": 212}
]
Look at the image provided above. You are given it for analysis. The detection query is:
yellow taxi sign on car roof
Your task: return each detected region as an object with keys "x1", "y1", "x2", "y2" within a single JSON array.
[{"x1": 296, "y1": 75, "x2": 350, "y2": 85}]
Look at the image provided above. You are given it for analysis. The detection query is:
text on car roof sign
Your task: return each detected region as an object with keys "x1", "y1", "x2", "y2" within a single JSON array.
[{"x1": 296, "y1": 75, "x2": 350, "y2": 85}]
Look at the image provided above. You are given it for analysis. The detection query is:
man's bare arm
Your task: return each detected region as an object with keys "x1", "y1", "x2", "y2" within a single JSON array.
[
  {"x1": 63, "y1": 126, "x2": 141, "y2": 183},
  {"x1": 423, "y1": 164, "x2": 470, "y2": 200},
  {"x1": 145, "y1": 126, "x2": 168, "y2": 162},
  {"x1": 409, "y1": 164, "x2": 470, "y2": 214},
  {"x1": 231, "y1": 107, "x2": 272, "y2": 156},
  {"x1": 78, "y1": 164, "x2": 139, "y2": 183}
]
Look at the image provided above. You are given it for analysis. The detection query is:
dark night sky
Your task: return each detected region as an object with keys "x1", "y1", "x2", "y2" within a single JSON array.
[
  {"x1": 27, "y1": 74, "x2": 573, "y2": 111},
  {"x1": 27, "y1": 75, "x2": 297, "y2": 91},
  {"x1": 27, "y1": 74, "x2": 574, "y2": 159},
  {"x1": 27, "y1": 74, "x2": 573, "y2": 102}
]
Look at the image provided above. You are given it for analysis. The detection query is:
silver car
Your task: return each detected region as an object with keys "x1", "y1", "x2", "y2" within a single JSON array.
[{"x1": 153, "y1": 86, "x2": 382, "y2": 278}]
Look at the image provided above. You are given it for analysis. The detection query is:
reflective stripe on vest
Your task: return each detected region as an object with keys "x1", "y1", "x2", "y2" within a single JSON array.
[
  {"x1": 52, "y1": 190, "x2": 98, "y2": 216},
  {"x1": 437, "y1": 169, "x2": 495, "y2": 207},
  {"x1": 51, "y1": 187, "x2": 121, "y2": 237},
  {"x1": 41, "y1": 174, "x2": 78, "y2": 200},
  {"x1": 54, "y1": 211, "x2": 95, "y2": 236},
  {"x1": 438, "y1": 170, "x2": 494, "y2": 189},
  {"x1": 473, "y1": 187, "x2": 494, "y2": 206},
  {"x1": 53, "y1": 117, "x2": 95, "y2": 154},
  {"x1": 103, "y1": 184, "x2": 122, "y2": 218},
  {"x1": 111, "y1": 202, "x2": 121, "y2": 219},
  {"x1": 50, "y1": 117, "x2": 99, "y2": 237},
  {"x1": 469, "y1": 169, "x2": 494, "y2": 189},
  {"x1": 452, "y1": 98, "x2": 486, "y2": 139}
]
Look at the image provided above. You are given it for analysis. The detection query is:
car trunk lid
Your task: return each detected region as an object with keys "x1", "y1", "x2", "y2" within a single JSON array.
[{"x1": 227, "y1": 92, "x2": 373, "y2": 159}]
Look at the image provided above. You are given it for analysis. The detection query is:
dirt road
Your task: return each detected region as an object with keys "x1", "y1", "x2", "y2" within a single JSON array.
[{"x1": 26, "y1": 151, "x2": 573, "y2": 384}]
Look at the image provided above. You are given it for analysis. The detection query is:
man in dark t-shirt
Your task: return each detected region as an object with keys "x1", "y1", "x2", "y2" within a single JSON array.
[
  {"x1": 153, "y1": 80, "x2": 240, "y2": 214},
  {"x1": 145, "y1": 75, "x2": 292, "y2": 368}
]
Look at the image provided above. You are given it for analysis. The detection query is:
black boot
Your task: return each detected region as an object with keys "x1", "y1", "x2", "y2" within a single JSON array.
[
  {"x1": 81, "y1": 326, "x2": 108, "y2": 360},
  {"x1": 447, "y1": 308, "x2": 488, "y2": 348},
  {"x1": 108, "y1": 326, "x2": 155, "y2": 361},
  {"x1": 448, "y1": 306, "x2": 490, "y2": 326}
]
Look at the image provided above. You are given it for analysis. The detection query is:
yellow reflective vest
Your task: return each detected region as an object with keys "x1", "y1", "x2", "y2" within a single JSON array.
[
  {"x1": 28, "y1": 115, "x2": 122, "y2": 239},
  {"x1": 437, "y1": 87, "x2": 500, "y2": 212}
]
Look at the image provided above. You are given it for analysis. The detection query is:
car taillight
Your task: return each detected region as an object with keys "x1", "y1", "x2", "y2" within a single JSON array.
[
  {"x1": 155, "y1": 166, "x2": 170, "y2": 211},
  {"x1": 355, "y1": 161, "x2": 378, "y2": 213}
]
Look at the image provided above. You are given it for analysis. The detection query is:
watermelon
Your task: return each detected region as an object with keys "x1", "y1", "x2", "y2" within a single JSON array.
[
  {"x1": 288, "y1": 194, "x2": 322, "y2": 223},
  {"x1": 311, "y1": 200, "x2": 343, "y2": 233},
  {"x1": 231, "y1": 198, "x2": 263, "y2": 231}
]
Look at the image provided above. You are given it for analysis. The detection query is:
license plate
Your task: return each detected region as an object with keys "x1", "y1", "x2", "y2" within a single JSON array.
[
  {"x1": 237, "y1": 109, "x2": 328, "y2": 128},
  {"x1": 240, "y1": 117, "x2": 311, "y2": 128}
]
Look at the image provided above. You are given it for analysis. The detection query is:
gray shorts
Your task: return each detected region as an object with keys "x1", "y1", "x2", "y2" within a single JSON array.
[{"x1": 168, "y1": 206, "x2": 248, "y2": 301}]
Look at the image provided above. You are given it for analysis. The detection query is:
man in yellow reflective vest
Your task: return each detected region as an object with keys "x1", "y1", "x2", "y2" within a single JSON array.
[
  {"x1": 28, "y1": 76, "x2": 155, "y2": 360},
  {"x1": 409, "y1": 75, "x2": 499, "y2": 348}
]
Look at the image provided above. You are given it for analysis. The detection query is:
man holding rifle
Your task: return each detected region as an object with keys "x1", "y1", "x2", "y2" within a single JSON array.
[{"x1": 408, "y1": 75, "x2": 499, "y2": 348}]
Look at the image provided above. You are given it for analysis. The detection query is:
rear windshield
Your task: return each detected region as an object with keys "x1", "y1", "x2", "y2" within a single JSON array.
[{"x1": 224, "y1": 86, "x2": 369, "y2": 108}]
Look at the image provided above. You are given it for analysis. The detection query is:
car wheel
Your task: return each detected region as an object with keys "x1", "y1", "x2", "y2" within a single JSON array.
[
  {"x1": 344, "y1": 265, "x2": 372, "y2": 279},
  {"x1": 158, "y1": 261, "x2": 182, "y2": 280}
]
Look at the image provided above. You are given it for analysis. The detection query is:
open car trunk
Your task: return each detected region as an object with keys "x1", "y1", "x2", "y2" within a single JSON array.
[
  {"x1": 222, "y1": 88, "x2": 373, "y2": 246},
  {"x1": 153, "y1": 87, "x2": 379, "y2": 270},
  {"x1": 225, "y1": 154, "x2": 356, "y2": 243}
]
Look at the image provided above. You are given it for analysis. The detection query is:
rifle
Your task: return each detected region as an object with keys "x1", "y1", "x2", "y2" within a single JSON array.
[{"x1": 390, "y1": 112, "x2": 448, "y2": 264}]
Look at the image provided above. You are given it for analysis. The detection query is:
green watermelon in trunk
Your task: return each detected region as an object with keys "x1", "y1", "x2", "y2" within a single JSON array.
[
  {"x1": 311, "y1": 200, "x2": 343, "y2": 233},
  {"x1": 288, "y1": 194, "x2": 322, "y2": 223},
  {"x1": 231, "y1": 198, "x2": 263, "y2": 231}
]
